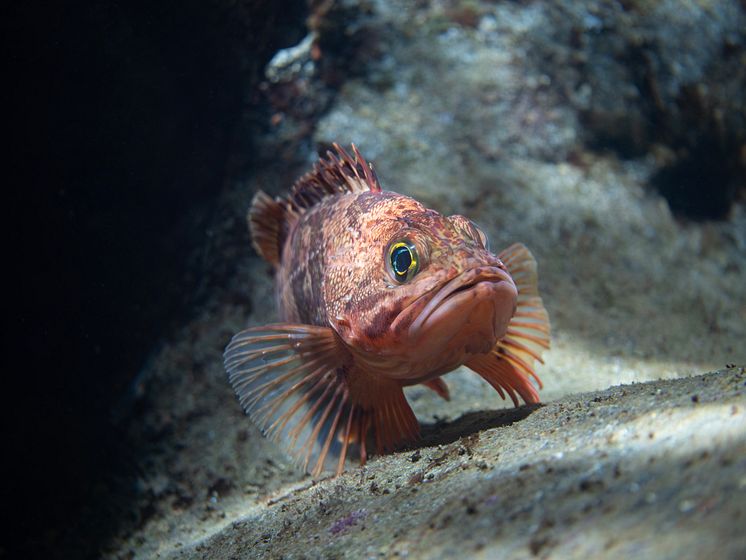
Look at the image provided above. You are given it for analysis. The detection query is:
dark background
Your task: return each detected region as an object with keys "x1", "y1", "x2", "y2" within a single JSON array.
[{"x1": 6, "y1": 2, "x2": 306, "y2": 557}]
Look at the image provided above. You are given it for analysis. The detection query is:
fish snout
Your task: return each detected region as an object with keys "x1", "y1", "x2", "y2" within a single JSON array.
[
  {"x1": 408, "y1": 266, "x2": 516, "y2": 338},
  {"x1": 371, "y1": 266, "x2": 518, "y2": 382},
  {"x1": 403, "y1": 266, "x2": 517, "y2": 370}
]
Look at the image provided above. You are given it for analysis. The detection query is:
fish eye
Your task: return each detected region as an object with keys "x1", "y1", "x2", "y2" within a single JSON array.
[{"x1": 387, "y1": 240, "x2": 419, "y2": 283}]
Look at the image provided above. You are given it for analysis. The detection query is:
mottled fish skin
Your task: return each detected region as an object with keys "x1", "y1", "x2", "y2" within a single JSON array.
[
  {"x1": 279, "y1": 191, "x2": 426, "y2": 327},
  {"x1": 279, "y1": 190, "x2": 510, "y2": 378},
  {"x1": 225, "y1": 144, "x2": 550, "y2": 477}
]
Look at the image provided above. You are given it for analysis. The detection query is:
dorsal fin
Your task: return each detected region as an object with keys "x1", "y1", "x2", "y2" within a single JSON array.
[
  {"x1": 248, "y1": 191, "x2": 286, "y2": 266},
  {"x1": 288, "y1": 142, "x2": 382, "y2": 210},
  {"x1": 248, "y1": 143, "x2": 381, "y2": 266}
]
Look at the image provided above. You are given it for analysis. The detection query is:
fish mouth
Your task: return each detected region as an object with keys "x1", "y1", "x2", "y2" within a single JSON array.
[
  {"x1": 375, "y1": 265, "x2": 518, "y2": 385},
  {"x1": 380, "y1": 265, "x2": 517, "y2": 382}
]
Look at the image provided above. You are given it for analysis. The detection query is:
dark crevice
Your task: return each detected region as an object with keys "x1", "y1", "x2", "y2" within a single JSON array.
[
  {"x1": 649, "y1": 81, "x2": 746, "y2": 222},
  {"x1": 7, "y1": 1, "x2": 307, "y2": 558},
  {"x1": 651, "y1": 132, "x2": 742, "y2": 221},
  {"x1": 576, "y1": 14, "x2": 746, "y2": 221}
]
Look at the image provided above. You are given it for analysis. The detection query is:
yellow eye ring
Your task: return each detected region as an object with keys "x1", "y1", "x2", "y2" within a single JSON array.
[{"x1": 388, "y1": 240, "x2": 418, "y2": 283}]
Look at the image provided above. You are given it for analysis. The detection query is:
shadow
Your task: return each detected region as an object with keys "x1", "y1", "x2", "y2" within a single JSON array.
[{"x1": 412, "y1": 404, "x2": 542, "y2": 450}]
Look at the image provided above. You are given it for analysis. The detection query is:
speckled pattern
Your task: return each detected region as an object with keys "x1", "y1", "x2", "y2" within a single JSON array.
[
  {"x1": 165, "y1": 367, "x2": 746, "y2": 559},
  {"x1": 313, "y1": 0, "x2": 746, "y2": 405}
]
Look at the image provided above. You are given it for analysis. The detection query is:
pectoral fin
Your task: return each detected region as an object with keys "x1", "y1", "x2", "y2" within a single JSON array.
[{"x1": 224, "y1": 323, "x2": 358, "y2": 477}]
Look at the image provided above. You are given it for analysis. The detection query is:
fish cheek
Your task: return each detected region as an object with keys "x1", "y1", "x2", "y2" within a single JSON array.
[{"x1": 362, "y1": 301, "x2": 403, "y2": 341}]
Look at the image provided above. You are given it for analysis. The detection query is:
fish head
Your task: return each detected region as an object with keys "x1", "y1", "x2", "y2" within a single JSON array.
[{"x1": 325, "y1": 192, "x2": 517, "y2": 382}]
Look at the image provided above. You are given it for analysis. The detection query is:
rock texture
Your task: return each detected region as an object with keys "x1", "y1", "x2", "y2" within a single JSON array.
[{"x1": 141, "y1": 367, "x2": 746, "y2": 559}]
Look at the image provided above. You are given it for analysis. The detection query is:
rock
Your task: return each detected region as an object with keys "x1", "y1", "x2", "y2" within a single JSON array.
[
  {"x1": 141, "y1": 367, "x2": 746, "y2": 559},
  {"x1": 8, "y1": 1, "x2": 308, "y2": 557}
]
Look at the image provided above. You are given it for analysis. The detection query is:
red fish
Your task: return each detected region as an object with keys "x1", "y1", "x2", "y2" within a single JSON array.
[{"x1": 225, "y1": 144, "x2": 550, "y2": 476}]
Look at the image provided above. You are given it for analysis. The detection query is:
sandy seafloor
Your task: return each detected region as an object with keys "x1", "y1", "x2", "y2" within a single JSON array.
[{"x1": 108, "y1": 1, "x2": 745, "y2": 558}]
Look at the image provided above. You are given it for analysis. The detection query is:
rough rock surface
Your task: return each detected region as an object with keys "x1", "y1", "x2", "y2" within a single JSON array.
[
  {"x1": 105, "y1": 0, "x2": 746, "y2": 557},
  {"x1": 134, "y1": 367, "x2": 746, "y2": 559}
]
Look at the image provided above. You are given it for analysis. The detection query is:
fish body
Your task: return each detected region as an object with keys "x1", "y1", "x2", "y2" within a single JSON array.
[{"x1": 225, "y1": 144, "x2": 550, "y2": 476}]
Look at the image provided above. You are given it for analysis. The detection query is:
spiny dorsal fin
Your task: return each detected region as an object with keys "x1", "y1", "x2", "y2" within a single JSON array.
[
  {"x1": 248, "y1": 143, "x2": 380, "y2": 266},
  {"x1": 288, "y1": 143, "x2": 382, "y2": 212}
]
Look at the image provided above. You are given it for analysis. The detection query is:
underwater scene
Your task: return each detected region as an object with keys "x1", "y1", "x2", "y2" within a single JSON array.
[{"x1": 10, "y1": 0, "x2": 745, "y2": 558}]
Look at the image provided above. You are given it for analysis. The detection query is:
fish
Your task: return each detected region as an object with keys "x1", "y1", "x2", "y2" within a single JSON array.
[{"x1": 224, "y1": 144, "x2": 550, "y2": 477}]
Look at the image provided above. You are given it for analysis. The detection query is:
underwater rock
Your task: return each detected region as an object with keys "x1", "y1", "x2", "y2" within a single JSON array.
[
  {"x1": 312, "y1": 0, "x2": 746, "y2": 218},
  {"x1": 127, "y1": 367, "x2": 746, "y2": 559},
  {"x1": 9, "y1": 1, "x2": 309, "y2": 557}
]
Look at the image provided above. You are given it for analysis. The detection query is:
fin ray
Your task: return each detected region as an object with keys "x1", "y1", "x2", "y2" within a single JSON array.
[
  {"x1": 499, "y1": 242, "x2": 550, "y2": 388},
  {"x1": 224, "y1": 324, "x2": 359, "y2": 476},
  {"x1": 300, "y1": 383, "x2": 343, "y2": 472},
  {"x1": 374, "y1": 386, "x2": 419, "y2": 452},
  {"x1": 314, "y1": 389, "x2": 347, "y2": 477},
  {"x1": 337, "y1": 404, "x2": 355, "y2": 474},
  {"x1": 248, "y1": 144, "x2": 380, "y2": 267},
  {"x1": 466, "y1": 353, "x2": 540, "y2": 406}
]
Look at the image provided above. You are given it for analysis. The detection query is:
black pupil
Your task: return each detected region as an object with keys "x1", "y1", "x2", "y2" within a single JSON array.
[{"x1": 392, "y1": 246, "x2": 411, "y2": 276}]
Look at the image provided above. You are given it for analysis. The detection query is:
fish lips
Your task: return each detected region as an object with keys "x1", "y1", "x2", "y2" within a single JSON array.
[{"x1": 407, "y1": 266, "x2": 517, "y2": 356}]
